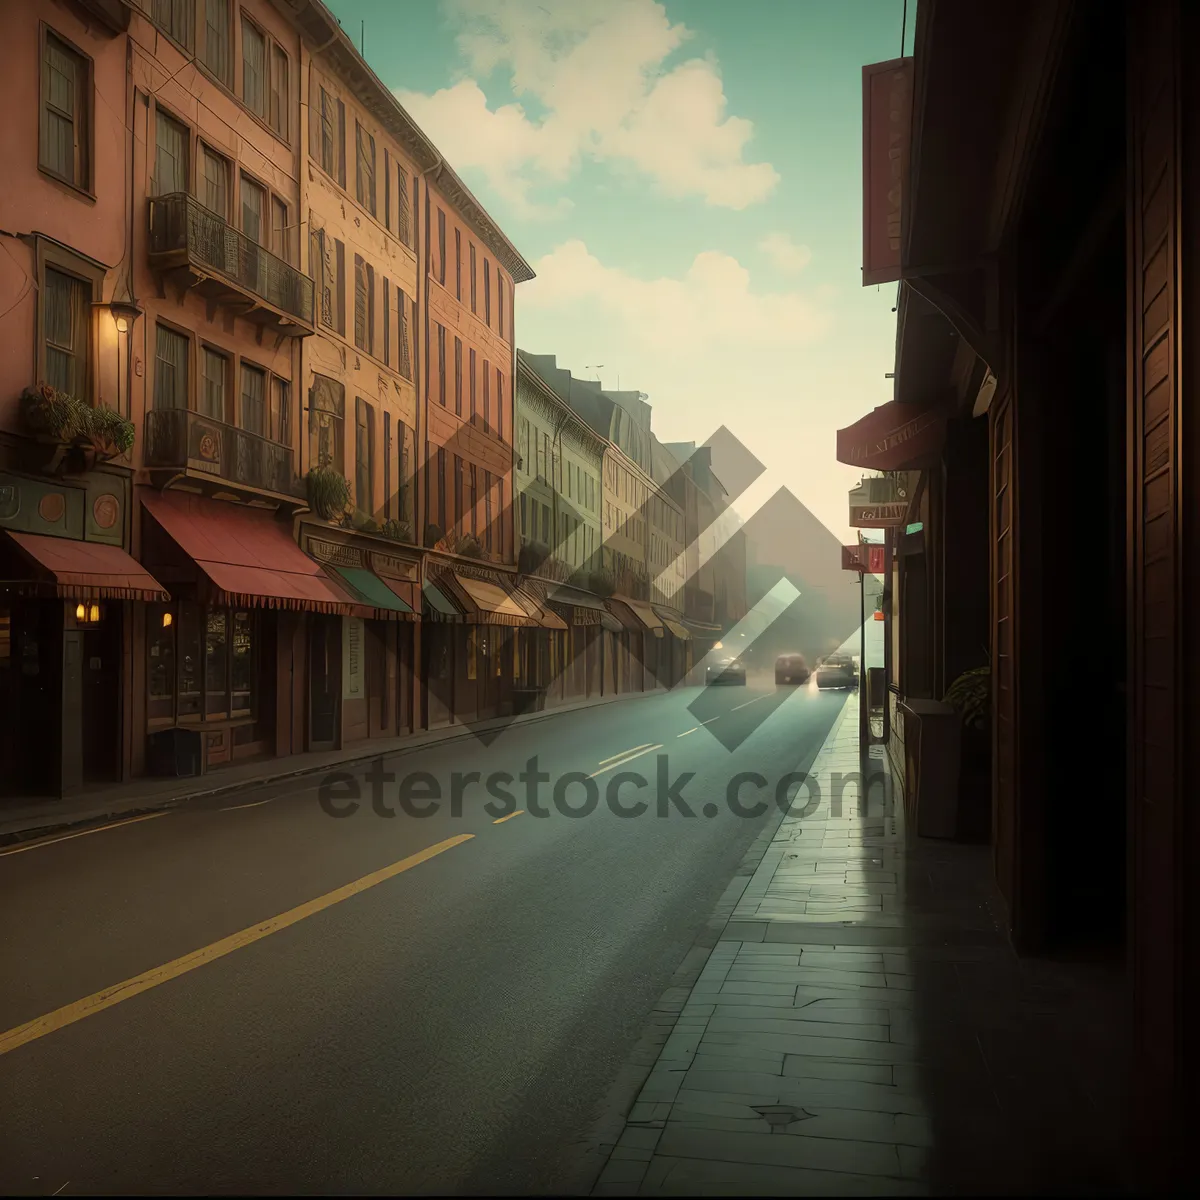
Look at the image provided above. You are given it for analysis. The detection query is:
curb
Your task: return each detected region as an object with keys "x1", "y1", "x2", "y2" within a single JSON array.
[
  {"x1": 573, "y1": 693, "x2": 857, "y2": 1195},
  {"x1": 0, "y1": 685, "x2": 667, "y2": 849}
]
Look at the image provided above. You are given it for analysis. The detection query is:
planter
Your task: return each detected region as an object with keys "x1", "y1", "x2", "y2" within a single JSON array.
[
  {"x1": 306, "y1": 466, "x2": 351, "y2": 521},
  {"x1": 19, "y1": 386, "x2": 134, "y2": 476}
]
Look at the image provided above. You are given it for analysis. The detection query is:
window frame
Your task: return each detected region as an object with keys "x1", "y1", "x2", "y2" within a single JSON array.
[
  {"x1": 148, "y1": 0, "x2": 196, "y2": 54},
  {"x1": 200, "y1": 0, "x2": 233, "y2": 88},
  {"x1": 454, "y1": 336, "x2": 463, "y2": 416},
  {"x1": 355, "y1": 120, "x2": 377, "y2": 216},
  {"x1": 437, "y1": 208, "x2": 446, "y2": 286},
  {"x1": 198, "y1": 341, "x2": 230, "y2": 421},
  {"x1": 35, "y1": 238, "x2": 104, "y2": 404},
  {"x1": 240, "y1": 13, "x2": 268, "y2": 122},
  {"x1": 239, "y1": 359, "x2": 268, "y2": 437},
  {"x1": 268, "y1": 41, "x2": 289, "y2": 141},
  {"x1": 198, "y1": 140, "x2": 231, "y2": 220},
  {"x1": 308, "y1": 374, "x2": 345, "y2": 473},
  {"x1": 437, "y1": 323, "x2": 446, "y2": 407},
  {"x1": 152, "y1": 319, "x2": 191, "y2": 411},
  {"x1": 355, "y1": 395, "x2": 376, "y2": 516},
  {"x1": 38, "y1": 24, "x2": 94, "y2": 197}
]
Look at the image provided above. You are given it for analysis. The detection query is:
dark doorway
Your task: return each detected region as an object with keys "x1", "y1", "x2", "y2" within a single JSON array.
[
  {"x1": 308, "y1": 615, "x2": 339, "y2": 749},
  {"x1": 81, "y1": 609, "x2": 122, "y2": 784}
]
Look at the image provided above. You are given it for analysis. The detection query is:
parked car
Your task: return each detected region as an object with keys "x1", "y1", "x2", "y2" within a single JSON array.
[
  {"x1": 816, "y1": 653, "x2": 857, "y2": 689},
  {"x1": 706, "y1": 653, "x2": 747, "y2": 685},
  {"x1": 774, "y1": 653, "x2": 810, "y2": 685}
]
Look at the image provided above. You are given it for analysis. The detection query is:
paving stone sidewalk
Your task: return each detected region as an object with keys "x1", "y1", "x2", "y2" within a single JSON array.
[{"x1": 590, "y1": 698, "x2": 1128, "y2": 1196}]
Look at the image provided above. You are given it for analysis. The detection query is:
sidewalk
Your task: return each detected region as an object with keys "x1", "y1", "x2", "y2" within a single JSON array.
[
  {"x1": 0, "y1": 686, "x2": 659, "y2": 846},
  {"x1": 590, "y1": 699, "x2": 1128, "y2": 1196}
]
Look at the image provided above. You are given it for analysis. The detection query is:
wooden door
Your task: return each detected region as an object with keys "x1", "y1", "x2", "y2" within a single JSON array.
[{"x1": 1128, "y1": 0, "x2": 1182, "y2": 1179}]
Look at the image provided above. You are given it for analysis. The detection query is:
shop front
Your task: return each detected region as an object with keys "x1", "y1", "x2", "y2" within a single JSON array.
[
  {"x1": 137, "y1": 488, "x2": 356, "y2": 775},
  {"x1": 1, "y1": 468, "x2": 166, "y2": 798},
  {"x1": 621, "y1": 597, "x2": 665, "y2": 688},
  {"x1": 604, "y1": 597, "x2": 646, "y2": 693},
  {"x1": 521, "y1": 580, "x2": 605, "y2": 701},
  {"x1": 654, "y1": 607, "x2": 691, "y2": 688}
]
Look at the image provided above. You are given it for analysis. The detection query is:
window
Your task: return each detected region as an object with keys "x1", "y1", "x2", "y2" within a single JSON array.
[
  {"x1": 310, "y1": 228, "x2": 333, "y2": 329},
  {"x1": 384, "y1": 411, "x2": 391, "y2": 520},
  {"x1": 269, "y1": 377, "x2": 289, "y2": 444},
  {"x1": 200, "y1": 347, "x2": 226, "y2": 419},
  {"x1": 200, "y1": 144, "x2": 228, "y2": 216},
  {"x1": 354, "y1": 255, "x2": 369, "y2": 351},
  {"x1": 355, "y1": 397, "x2": 375, "y2": 514},
  {"x1": 436, "y1": 445, "x2": 447, "y2": 530},
  {"x1": 153, "y1": 110, "x2": 187, "y2": 196},
  {"x1": 454, "y1": 455, "x2": 463, "y2": 529},
  {"x1": 205, "y1": 609, "x2": 228, "y2": 717},
  {"x1": 151, "y1": 0, "x2": 195, "y2": 50},
  {"x1": 470, "y1": 243, "x2": 477, "y2": 312},
  {"x1": 383, "y1": 275, "x2": 391, "y2": 367},
  {"x1": 240, "y1": 174, "x2": 265, "y2": 244},
  {"x1": 455, "y1": 228, "x2": 462, "y2": 300},
  {"x1": 334, "y1": 238, "x2": 346, "y2": 335},
  {"x1": 469, "y1": 464, "x2": 478, "y2": 536},
  {"x1": 40, "y1": 29, "x2": 90, "y2": 190},
  {"x1": 484, "y1": 259, "x2": 491, "y2": 326},
  {"x1": 469, "y1": 348, "x2": 477, "y2": 421},
  {"x1": 269, "y1": 44, "x2": 289, "y2": 139},
  {"x1": 397, "y1": 286, "x2": 411, "y2": 379},
  {"x1": 356, "y1": 121, "x2": 376, "y2": 216},
  {"x1": 43, "y1": 267, "x2": 87, "y2": 397},
  {"x1": 308, "y1": 375, "x2": 344, "y2": 470},
  {"x1": 318, "y1": 86, "x2": 336, "y2": 177},
  {"x1": 437, "y1": 324, "x2": 446, "y2": 406},
  {"x1": 518, "y1": 491, "x2": 526, "y2": 543},
  {"x1": 395, "y1": 419, "x2": 409, "y2": 522},
  {"x1": 154, "y1": 324, "x2": 188, "y2": 410},
  {"x1": 398, "y1": 164, "x2": 411, "y2": 246},
  {"x1": 437, "y1": 208, "x2": 446, "y2": 285},
  {"x1": 454, "y1": 337, "x2": 463, "y2": 415},
  {"x1": 202, "y1": 0, "x2": 231, "y2": 85},
  {"x1": 240, "y1": 363, "x2": 266, "y2": 436},
  {"x1": 483, "y1": 359, "x2": 490, "y2": 431},
  {"x1": 241, "y1": 17, "x2": 266, "y2": 119},
  {"x1": 383, "y1": 150, "x2": 391, "y2": 231},
  {"x1": 271, "y1": 196, "x2": 290, "y2": 263},
  {"x1": 230, "y1": 611, "x2": 254, "y2": 716},
  {"x1": 484, "y1": 471, "x2": 493, "y2": 551},
  {"x1": 496, "y1": 368, "x2": 504, "y2": 440}
]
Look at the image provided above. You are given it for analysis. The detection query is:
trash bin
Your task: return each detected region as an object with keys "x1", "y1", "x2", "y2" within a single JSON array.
[{"x1": 898, "y1": 699, "x2": 961, "y2": 838}]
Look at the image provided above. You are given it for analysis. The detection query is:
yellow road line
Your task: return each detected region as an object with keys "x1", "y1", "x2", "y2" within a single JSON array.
[
  {"x1": 493, "y1": 810, "x2": 525, "y2": 824},
  {"x1": 0, "y1": 812, "x2": 169, "y2": 858},
  {"x1": 0, "y1": 833, "x2": 474, "y2": 1058},
  {"x1": 677, "y1": 728, "x2": 698, "y2": 738},
  {"x1": 699, "y1": 716, "x2": 721, "y2": 725},
  {"x1": 588, "y1": 744, "x2": 663, "y2": 780}
]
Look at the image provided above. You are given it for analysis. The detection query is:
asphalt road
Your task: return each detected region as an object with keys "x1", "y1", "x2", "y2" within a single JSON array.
[{"x1": 0, "y1": 674, "x2": 850, "y2": 1196}]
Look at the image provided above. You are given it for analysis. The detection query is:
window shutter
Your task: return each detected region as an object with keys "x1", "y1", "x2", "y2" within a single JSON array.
[
  {"x1": 335, "y1": 238, "x2": 346, "y2": 335},
  {"x1": 308, "y1": 73, "x2": 321, "y2": 162},
  {"x1": 336, "y1": 98, "x2": 346, "y2": 188}
]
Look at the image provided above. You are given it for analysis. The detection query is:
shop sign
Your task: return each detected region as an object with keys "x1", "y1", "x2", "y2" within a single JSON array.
[
  {"x1": 842, "y1": 544, "x2": 886, "y2": 573},
  {"x1": 862, "y1": 57, "x2": 913, "y2": 287},
  {"x1": 342, "y1": 616, "x2": 364, "y2": 699}
]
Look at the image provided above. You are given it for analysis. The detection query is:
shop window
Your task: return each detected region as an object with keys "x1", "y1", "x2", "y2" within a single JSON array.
[
  {"x1": 231, "y1": 611, "x2": 253, "y2": 715},
  {"x1": 147, "y1": 603, "x2": 176, "y2": 721},
  {"x1": 205, "y1": 609, "x2": 228, "y2": 717},
  {"x1": 178, "y1": 601, "x2": 203, "y2": 716}
]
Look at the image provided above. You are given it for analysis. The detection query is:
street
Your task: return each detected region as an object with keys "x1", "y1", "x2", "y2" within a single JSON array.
[{"x1": 0, "y1": 678, "x2": 849, "y2": 1196}]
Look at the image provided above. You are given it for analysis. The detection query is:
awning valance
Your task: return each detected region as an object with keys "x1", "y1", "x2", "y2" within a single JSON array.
[
  {"x1": 835, "y1": 402, "x2": 948, "y2": 471},
  {"x1": 140, "y1": 490, "x2": 354, "y2": 614},
  {"x1": 2, "y1": 530, "x2": 169, "y2": 602},
  {"x1": 326, "y1": 564, "x2": 416, "y2": 620}
]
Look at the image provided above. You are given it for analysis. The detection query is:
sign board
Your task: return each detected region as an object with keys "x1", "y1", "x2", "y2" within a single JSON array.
[
  {"x1": 850, "y1": 502, "x2": 908, "y2": 528},
  {"x1": 838, "y1": 402, "x2": 944, "y2": 471},
  {"x1": 862, "y1": 57, "x2": 913, "y2": 286},
  {"x1": 342, "y1": 616, "x2": 364, "y2": 699},
  {"x1": 842, "y1": 544, "x2": 886, "y2": 573}
]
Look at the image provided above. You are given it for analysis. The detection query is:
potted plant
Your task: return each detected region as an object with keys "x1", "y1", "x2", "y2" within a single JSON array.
[
  {"x1": 455, "y1": 534, "x2": 485, "y2": 559},
  {"x1": 306, "y1": 465, "x2": 351, "y2": 521},
  {"x1": 19, "y1": 385, "x2": 136, "y2": 474},
  {"x1": 380, "y1": 518, "x2": 412, "y2": 544},
  {"x1": 423, "y1": 522, "x2": 443, "y2": 548},
  {"x1": 518, "y1": 540, "x2": 550, "y2": 575},
  {"x1": 942, "y1": 665, "x2": 991, "y2": 842}
]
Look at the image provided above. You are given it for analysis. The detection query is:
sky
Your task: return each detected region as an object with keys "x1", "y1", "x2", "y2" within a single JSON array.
[{"x1": 325, "y1": 0, "x2": 912, "y2": 543}]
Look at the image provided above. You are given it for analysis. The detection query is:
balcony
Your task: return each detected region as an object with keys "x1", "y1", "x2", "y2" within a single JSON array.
[
  {"x1": 144, "y1": 409, "x2": 303, "y2": 506},
  {"x1": 147, "y1": 193, "x2": 315, "y2": 338}
]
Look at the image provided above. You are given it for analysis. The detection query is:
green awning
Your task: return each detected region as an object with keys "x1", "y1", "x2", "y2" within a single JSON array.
[
  {"x1": 330, "y1": 565, "x2": 413, "y2": 613},
  {"x1": 423, "y1": 581, "x2": 461, "y2": 617}
]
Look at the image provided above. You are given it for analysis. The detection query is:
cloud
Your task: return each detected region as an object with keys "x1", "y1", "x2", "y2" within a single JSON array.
[
  {"x1": 395, "y1": 0, "x2": 779, "y2": 215},
  {"x1": 759, "y1": 232, "x2": 813, "y2": 273},
  {"x1": 520, "y1": 240, "x2": 829, "y2": 351}
]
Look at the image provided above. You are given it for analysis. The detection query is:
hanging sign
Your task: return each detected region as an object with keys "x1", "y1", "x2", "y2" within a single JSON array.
[{"x1": 850, "y1": 502, "x2": 908, "y2": 528}]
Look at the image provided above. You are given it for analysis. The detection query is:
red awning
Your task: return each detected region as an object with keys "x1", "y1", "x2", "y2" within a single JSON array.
[
  {"x1": 836, "y1": 402, "x2": 947, "y2": 470},
  {"x1": 2, "y1": 531, "x2": 170, "y2": 601},
  {"x1": 140, "y1": 490, "x2": 355, "y2": 614}
]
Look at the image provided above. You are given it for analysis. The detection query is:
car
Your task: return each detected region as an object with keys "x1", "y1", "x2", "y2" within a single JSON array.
[
  {"x1": 774, "y1": 653, "x2": 810, "y2": 685},
  {"x1": 706, "y1": 653, "x2": 747, "y2": 685},
  {"x1": 816, "y1": 653, "x2": 857, "y2": 689}
]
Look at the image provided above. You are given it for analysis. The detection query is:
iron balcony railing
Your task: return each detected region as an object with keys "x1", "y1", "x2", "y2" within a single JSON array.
[
  {"x1": 147, "y1": 192, "x2": 314, "y2": 327},
  {"x1": 145, "y1": 408, "x2": 300, "y2": 499}
]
